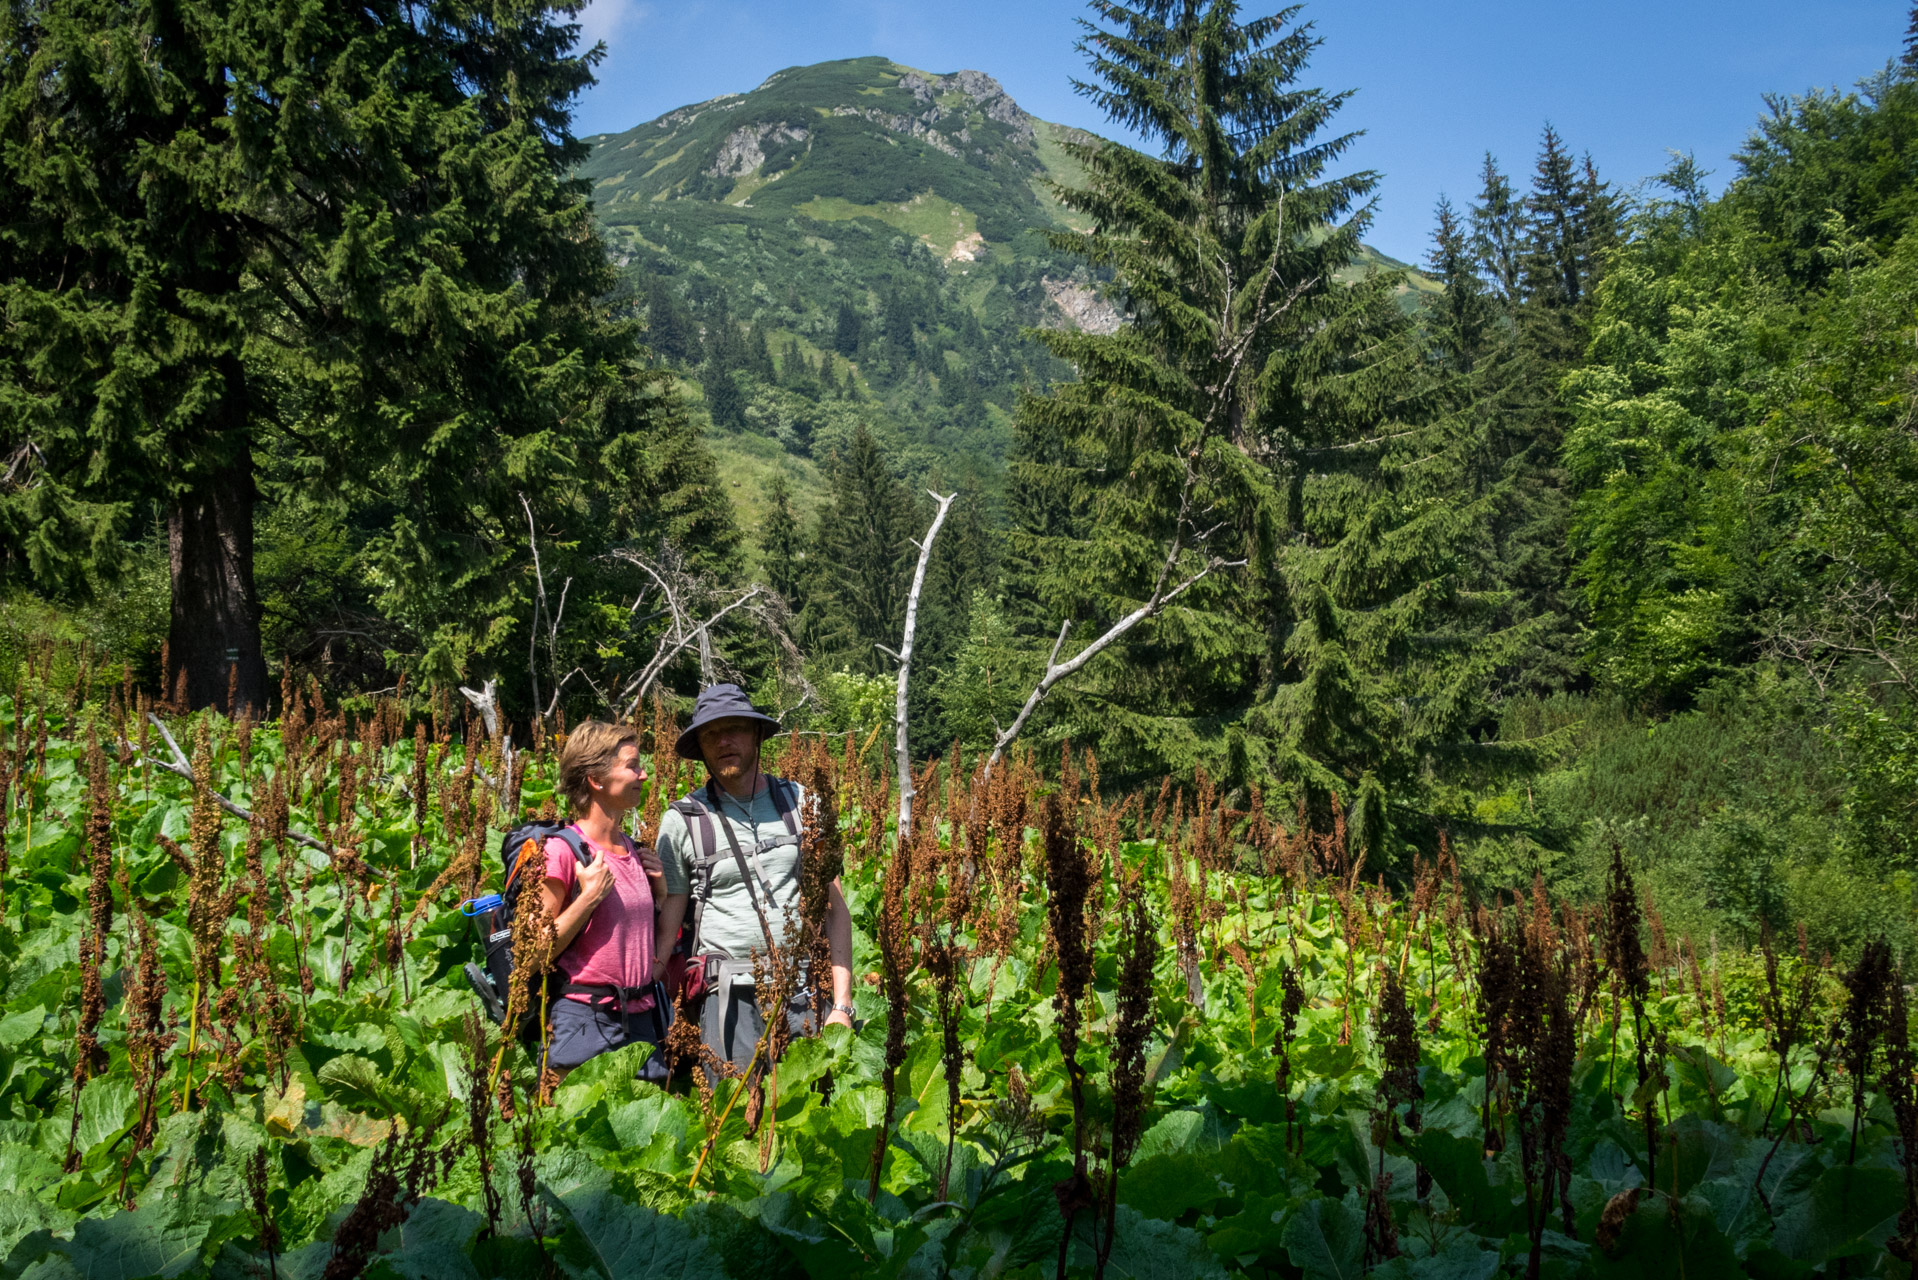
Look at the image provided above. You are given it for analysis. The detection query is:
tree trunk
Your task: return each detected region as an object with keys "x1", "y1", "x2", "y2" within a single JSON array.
[{"x1": 166, "y1": 442, "x2": 268, "y2": 712}]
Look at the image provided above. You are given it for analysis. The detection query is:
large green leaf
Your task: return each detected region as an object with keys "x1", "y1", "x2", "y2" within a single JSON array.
[
  {"x1": 0, "y1": 1011, "x2": 45, "y2": 1052},
  {"x1": 1205, "y1": 1191, "x2": 1290, "y2": 1262},
  {"x1": 774, "y1": 1034, "x2": 834, "y2": 1098},
  {"x1": 73, "y1": 1076, "x2": 136, "y2": 1155},
  {"x1": 315, "y1": 1054, "x2": 388, "y2": 1114},
  {"x1": 1589, "y1": 1193, "x2": 1741, "y2": 1280},
  {"x1": 1119, "y1": 1150, "x2": 1224, "y2": 1221},
  {"x1": 53, "y1": 1202, "x2": 209, "y2": 1280},
  {"x1": 1280, "y1": 1197, "x2": 1365, "y2": 1280},
  {"x1": 1371, "y1": 1238, "x2": 1502, "y2": 1280},
  {"x1": 1661, "y1": 1114, "x2": 1749, "y2": 1197},
  {"x1": 371, "y1": 1199, "x2": 481, "y2": 1280},
  {"x1": 1406, "y1": 1130, "x2": 1519, "y2": 1236},
  {"x1": 1771, "y1": 1163, "x2": 1904, "y2": 1263},
  {"x1": 0, "y1": 1147, "x2": 60, "y2": 1197},
  {"x1": 605, "y1": 1094, "x2": 690, "y2": 1162},
  {"x1": 0, "y1": 1196, "x2": 73, "y2": 1262},
  {"x1": 1134, "y1": 1106, "x2": 1229, "y2": 1161},
  {"x1": 1075, "y1": 1206, "x2": 1228, "y2": 1280},
  {"x1": 548, "y1": 1185, "x2": 729, "y2": 1280}
]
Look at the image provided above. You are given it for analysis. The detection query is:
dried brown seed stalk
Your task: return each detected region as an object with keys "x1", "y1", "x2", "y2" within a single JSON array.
[{"x1": 321, "y1": 1106, "x2": 454, "y2": 1280}]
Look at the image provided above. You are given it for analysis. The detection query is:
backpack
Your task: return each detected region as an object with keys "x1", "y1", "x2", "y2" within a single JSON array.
[
  {"x1": 461, "y1": 820, "x2": 592, "y2": 1042},
  {"x1": 662, "y1": 777, "x2": 801, "y2": 1005}
]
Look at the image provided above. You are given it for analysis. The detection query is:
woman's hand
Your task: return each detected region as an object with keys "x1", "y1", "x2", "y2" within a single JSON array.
[
  {"x1": 576, "y1": 855, "x2": 615, "y2": 910},
  {"x1": 636, "y1": 844, "x2": 667, "y2": 894}
]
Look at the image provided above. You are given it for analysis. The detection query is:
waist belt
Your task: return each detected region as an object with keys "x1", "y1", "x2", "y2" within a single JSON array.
[
  {"x1": 707, "y1": 956, "x2": 811, "y2": 989},
  {"x1": 560, "y1": 981, "x2": 657, "y2": 1014}
]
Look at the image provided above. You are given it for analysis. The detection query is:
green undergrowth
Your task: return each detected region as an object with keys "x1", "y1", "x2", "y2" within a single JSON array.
[{"x1": 0, "y1": 687, "x2": 1908, "y2": 1280}]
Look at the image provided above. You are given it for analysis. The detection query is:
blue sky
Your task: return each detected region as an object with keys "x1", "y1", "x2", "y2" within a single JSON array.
[{"x1": 569, "y1": 0, "x2": 1908, "y2": 263}]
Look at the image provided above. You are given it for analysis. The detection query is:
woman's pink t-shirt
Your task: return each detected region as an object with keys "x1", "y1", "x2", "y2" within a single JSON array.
[{"x1": 543, "y1": 828, "x2": 655, "y2": 1007}]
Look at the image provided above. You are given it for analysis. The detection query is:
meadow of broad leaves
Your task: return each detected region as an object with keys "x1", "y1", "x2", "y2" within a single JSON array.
[{"x1": 0, "y1": 661, "x2": 1909, "y2": 1280}]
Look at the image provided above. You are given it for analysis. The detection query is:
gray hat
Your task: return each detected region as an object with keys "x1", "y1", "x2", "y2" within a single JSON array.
[{"x1": 673, "y1": 683, "x2": 781, "y2": 762}]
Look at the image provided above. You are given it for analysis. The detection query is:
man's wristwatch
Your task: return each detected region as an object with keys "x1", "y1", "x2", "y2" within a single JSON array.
[{"x1": 830, "y1": 1002, "x2": 856, "y2": 1018}]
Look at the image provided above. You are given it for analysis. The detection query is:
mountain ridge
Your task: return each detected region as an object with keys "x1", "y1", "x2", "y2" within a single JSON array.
[
  {"x1": 575, "y1": 57, "x2": 1432, "y2": 563},
  {"x1": 582, "y1": 56, "x2": 1430, "y2": 304}
]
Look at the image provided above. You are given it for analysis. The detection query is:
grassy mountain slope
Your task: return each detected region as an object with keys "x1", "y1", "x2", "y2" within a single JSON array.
[{"x1": 579, "y1": 57, "x2": 1432, "y2": 554}]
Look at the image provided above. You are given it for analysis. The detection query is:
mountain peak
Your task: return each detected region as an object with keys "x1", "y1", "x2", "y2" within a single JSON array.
[{"x1": 579, "y1": 56, "x2": 1052, "y2": 242}]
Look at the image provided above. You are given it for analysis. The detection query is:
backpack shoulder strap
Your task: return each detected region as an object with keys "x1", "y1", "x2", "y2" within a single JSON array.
[
  {"x1": 520, "y1": 826, "x2": 593, "y2": 883},
  {"x1": 499, "y1": 824, "x2": 589, "y2": 907},
  {"x1": 769, "y1": 776, "x2": 801, "y2": 838},
  {"x1": 550, "y1": 827, "x2": 592, "y2": 865},
  {"x1": 665, "y1": 788, "x2": 723, "y2": 911}
]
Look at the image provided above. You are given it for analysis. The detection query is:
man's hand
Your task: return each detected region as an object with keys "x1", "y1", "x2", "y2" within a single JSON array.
[
  {"x1": 824, "y1": 1006, "x2": 854, "y2": 1031},
  {"x1": 576, "y1": 855, "x2": 615, "y2": 909}
]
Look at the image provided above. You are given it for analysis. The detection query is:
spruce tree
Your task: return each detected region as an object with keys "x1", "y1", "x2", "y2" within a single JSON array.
[
  {"x1": 1523, "y1": 125, "x2": 1585, "y2": 313},
  {"x1": 762, "y1": 474, "x2": 805, "y2": 609},
  {"x1": 0, "y1": 0, "x2": 696, "y2": 703},
  {"x1": 1576, "y1": 154, "x2": 1623, "y2": 282},
  {"x1": 1427, "y1": 195, "x2": 1497, "y2": 372},
  {"x1": 745, "y1": 322, "x2": 775, "y2": 379},
  {"x1": 703, "y1": 368, "x2": 748, "y2": 432},
  {"x1": 1009, "y1": 0, "x2": 1471, "y2": 804},
  {"x1": 804, "y1": 426, "x2": 916, "y2": 669},
  {"x1": 1461, "y1": 126, "x2": 1621, "y2": 696},
  {"x1": 997, "y1": 1, "x2": 1558, "y2": 852},
  {"x1": 833, "y1": 301, "x2": 865, "y2": 356},
  {"x1": 647, "y1": 277, "x2": 696, "y2": 364},
  {"x1": 1469, "y1": 154, "x2": 1525, "y2": 303}
]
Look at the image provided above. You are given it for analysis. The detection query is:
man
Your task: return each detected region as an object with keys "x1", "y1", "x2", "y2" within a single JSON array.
[{"x1": 654, "y1": 683, "x2": 855, "y2": 1073}]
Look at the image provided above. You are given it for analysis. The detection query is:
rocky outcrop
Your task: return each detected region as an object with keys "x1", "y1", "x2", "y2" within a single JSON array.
[
  {"x1": 653, "y1": 94, "x2": 742, "y2": 131},
  {"x1": 708, "y1": 122, "x2": 811, "y2": 178},
  {"x1": 830, "y1": 106, "x2": 959, "y2": 156},
  {"x1": 946, "y1": 232, "x2": 986, "y2": 264},
  {"x1": 823, "y1": 67, "x2": 1037, "y2": 161},
  {"x1": 896, "y1": 68, "x2": 1036, "y2": 148},
  {"x1": 1042, "y1": 276, "x2": 1123, "y2": 335}
]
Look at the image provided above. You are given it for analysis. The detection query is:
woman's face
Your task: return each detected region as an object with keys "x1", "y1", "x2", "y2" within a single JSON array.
[{"x1": 588, "y1": 742, "x2": 647, "y2": 814}]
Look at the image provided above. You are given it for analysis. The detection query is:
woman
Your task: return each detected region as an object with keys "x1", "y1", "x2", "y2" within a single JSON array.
[{"x1": 538, "y1": 720, "x2": 669, "y2": 1076}]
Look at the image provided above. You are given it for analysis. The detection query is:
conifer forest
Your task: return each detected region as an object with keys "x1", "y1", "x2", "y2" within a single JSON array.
[{"x1": 3, "y1": 0, "x2": 1918, "y2": 1275}]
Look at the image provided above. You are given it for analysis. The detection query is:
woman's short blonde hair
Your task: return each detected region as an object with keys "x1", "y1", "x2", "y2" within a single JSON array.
[{"x1": 558, "y1": 720, "x2": 639, "y2": 814}]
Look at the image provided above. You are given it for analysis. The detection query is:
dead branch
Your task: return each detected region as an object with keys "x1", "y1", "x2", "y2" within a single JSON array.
[
  {"x1": 982, "y1": 553, "x2": 1239, "y2": 780},
  {"x1": 130, "y1": 714, "x2": 342, "y2": 860},
  {"x1": 608, "y1": 547, "x2": 764, "y2": 717},
  {"x1": 887, "y1": 491, "x2": 957, "y2": 843}
]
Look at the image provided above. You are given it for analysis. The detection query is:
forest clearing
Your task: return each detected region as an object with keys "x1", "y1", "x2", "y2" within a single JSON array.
[
  {"x1": 0, "y1": 651, "x2": 1906, "y2": 1280},
  {"x1": 7, "y1": 0, "x2": 1918, "y2": 1274}
]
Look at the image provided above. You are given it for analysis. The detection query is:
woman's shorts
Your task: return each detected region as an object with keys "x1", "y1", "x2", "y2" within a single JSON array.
[{"x1": 543, "y1": 996, "x2": 663, "y2": 1071}]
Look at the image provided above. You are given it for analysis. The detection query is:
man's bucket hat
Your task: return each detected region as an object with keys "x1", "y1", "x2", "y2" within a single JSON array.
[{"x1": 673, "y1": 683, "x2": 781, "y2": 762}]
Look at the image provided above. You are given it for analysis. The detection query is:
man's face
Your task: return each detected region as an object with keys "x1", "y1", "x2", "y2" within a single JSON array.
[{"x1": 697, "y1": 717, "x2": 761, "y2": 784}]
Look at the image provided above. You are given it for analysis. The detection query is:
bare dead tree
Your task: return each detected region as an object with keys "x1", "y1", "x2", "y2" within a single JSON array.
[
  {"x1": 458, "y1": 679, "x2": 501, "y2": 741},
  {"x1": 518, "y1": 494, "x2": 612, "y2": 730},
  {"x1": 456, "y1": 680, "x2": 520, "y2": 814},
  {"x1": 880, "y1": 491, "x2": 956, "y2": 843},
  {"x1": 606, "y1": 546, "x2": 764, "y2": 717},
  {"x1": 1768, "y1": 572, "x2": 1918, "y2": 696}
]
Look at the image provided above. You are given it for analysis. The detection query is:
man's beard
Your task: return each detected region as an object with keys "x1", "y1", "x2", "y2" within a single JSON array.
[{"x1": 711, "y1": 753, "x2": 757, "y2": 786}]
